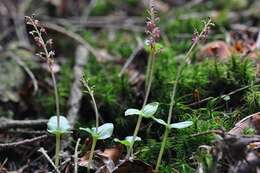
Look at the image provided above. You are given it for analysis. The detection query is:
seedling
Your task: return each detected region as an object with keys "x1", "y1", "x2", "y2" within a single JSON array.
[
  {"x1": 80, "y1": 75, "x2": 114, "y2": 173},
  {"x1": 128, "y1": 1, "x2": 161, "y2": 159},
  {"x1": 25, "y1": 16, "x2": 71, "y2": 167},
  {"x1": 125, "y1": 102, "x2": 159, "y2": 158},
  {"x1": 114, "y1": 136, "x2": 141, "y2": 157},
  {"x1": 80, "y1": 123, "x2": 114, "y2": 169}
]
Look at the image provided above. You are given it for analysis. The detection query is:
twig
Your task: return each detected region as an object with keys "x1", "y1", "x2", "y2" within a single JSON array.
[
  {"x1": 0, "y1": 118, "x2": 47, "y2": 130},
  {"x1": 74, "y1": 138, "x2": 81, "y2": 173},
  {"x1": 41, "y1": 16, "x2": 144, "y2": 32},
  {"x1": 188, "y1": 80, "x2": 260, "y2": 107},
  {"x1": 4, "y1": 130, "x2": 46, "y2": 135},
  {"x1": 67, "y1": 46, "x2": 89, "y2": 126},
  {"x1": 0, "y1": 135, "x2": 48, "y2": 149},
  {"x1": 118, "y1": 44, "x2": 144, "y2": 77},
  {"x1": 81, "y1": 0, "x2": 97, "y2": 23},
  {"x1": 38, "y1": 147, "x2": 60, "y2": 173},
  {"x1": 38, "y1": 22, "x2": 115, "y2": 61},
  {"x1": 7, "y1": 51, "x2": 38, "y2": 95},
  {"x1": 190, "y1": 130, "x2": 223, "y2": 137}
]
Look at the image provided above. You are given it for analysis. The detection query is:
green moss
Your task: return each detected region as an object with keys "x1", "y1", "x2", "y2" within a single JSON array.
[
  {"x1": 34, "y1": 60, "x2": 73, "y2": 116},
  {"x1": 90, "y1": 0, "x2": 114, "y2": 16},
  {"x1": 83, "y1": 57, "x2": 135, "y2": 136}
]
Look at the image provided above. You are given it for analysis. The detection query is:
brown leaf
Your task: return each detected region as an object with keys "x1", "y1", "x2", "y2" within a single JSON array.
[
  {"x1": 198, "y1": 41, "x2": 231, "y2": 61},
  {"x1": 112, "y1": 159, "x2": 153, "y2": 173},
  {"x1": 229, "y1": 112, "x2": 260, "y2": 135}
]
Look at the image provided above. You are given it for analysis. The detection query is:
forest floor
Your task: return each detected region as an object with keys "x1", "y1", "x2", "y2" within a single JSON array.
[{"x1": 0, "y1": 0, "x2": 260, "y2": 173}]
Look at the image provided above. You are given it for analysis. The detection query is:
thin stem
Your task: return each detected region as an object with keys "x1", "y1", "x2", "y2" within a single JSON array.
[
  {"x1": 155, "y1": 127, "x2": 169, "y2": 171},
  {"x1": 55, "y1": 133, "x2": 61, "y2": 167},
  {"x1": 127, "y1": 47, "x2": 156, "y2": 159},
  {"x1": 88, "y1": 137, "x2": 97, "y2": 173},
  {"x1": 155, "y1": 19, "x2": 213, "y2": 171},
  {"x1": 90, "y1": 92, "x2": 99, "y2": 130},
  {"x1": 74, "y1": 138, "x2": 81, "y2": 173},
  {"x1": 26, "y1": 16, "x2": 61, "y2": 167},
  {"x1": 82, "y1": 79, "x2": 99, "y2": 130},
  {"x1": 51, "y1": 71, "x2": 60, "y2": 128},
  {"x1": 143, "y1": 48, "x2": 156, "y2": 107}
]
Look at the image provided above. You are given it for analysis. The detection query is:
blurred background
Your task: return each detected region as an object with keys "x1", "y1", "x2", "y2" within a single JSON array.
[{"x1": 0, "y1": 0, "x2": 260, "y2": 172}]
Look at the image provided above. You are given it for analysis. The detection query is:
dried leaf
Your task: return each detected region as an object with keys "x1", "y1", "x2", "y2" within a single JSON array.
[
  {"x1": 198, "y1": 41, "x2": 231, "y2": 61},
  {"x1": 112, "y1": 159, "x2": 153, "y2": 173}
]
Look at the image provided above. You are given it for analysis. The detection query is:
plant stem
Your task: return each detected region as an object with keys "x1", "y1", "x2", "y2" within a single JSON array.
[
  {"x1": 26, "y1": 16, "x2": 61, "y2": 167},
  {"x1": 88, "y1": 137, "x2": 97, "y2": 173},
  {"x1": 55, "y1": 133, "x2": 61, "y2": 167},
  {"x1": 51, "y1": 71, "x2": 61, "y2": 128},
  {"x1": 155, "y1": 127, "x2": 169, "y2": 171},
  {"x1": 90, "y1": 92, "x2": 99, "y2": 130},
  {"x1": 127, "y1": 47, "x2": 156, "y2": 159},
  {"x1": 82, "y1": 79, "x2": 99, "y2": 130},
  {"x1": 155, "y1": 19, "x2": 213, "y2": 172}
]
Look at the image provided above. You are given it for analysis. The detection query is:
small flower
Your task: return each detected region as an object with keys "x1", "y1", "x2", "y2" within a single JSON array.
[{"x1": 145, "y1": 3, "x2": 160, "y2": 47}]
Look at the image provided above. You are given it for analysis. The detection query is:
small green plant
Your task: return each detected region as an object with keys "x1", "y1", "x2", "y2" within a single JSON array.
[
  {"x1": 127, "y1": 1, "x2": 161, "y2": 159},
  {"x1": 154, "y1": 18, "x2": 214, "y2": 171},
  {"x1": 125, "y1": 102, "x2": 159, "y2": 158},
  {"x1": 25, "y1": 16, "x2": 71, "y2": 167},
  {"x1": 80, "y1": 75, "x2": 114, "y2": 173},
  {"x1": 114, "y1": 136, "x2": 142, "y2": 156}
]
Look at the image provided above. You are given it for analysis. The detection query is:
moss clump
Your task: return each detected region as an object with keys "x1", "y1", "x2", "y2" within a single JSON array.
[
  {"x1": 34, "y1": 60, "x2": 73, "y2": 116},
  {"x1": 82, "y1": 57, "x2": 136, "y2": 136},
  {"x1": 90, "y1": 0, "x2": 114, "y2": 16}
]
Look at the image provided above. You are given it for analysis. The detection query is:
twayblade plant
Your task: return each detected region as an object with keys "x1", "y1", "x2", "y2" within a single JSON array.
[
  {"x1": 80, "y1": 75, "x2": 114, "y2": 173},
  {"x1": 154, "y1": 18, "x2": 215, "y2": 171},
  {"x1": 25, "y1": 16, "x2": 71, "y2": 167},
  {"x1": 114, "y1": 136, "x2": 142, "y2": 157},
  {"x1": 126, "y1": 0, "x2": 161, "y2": 159}
]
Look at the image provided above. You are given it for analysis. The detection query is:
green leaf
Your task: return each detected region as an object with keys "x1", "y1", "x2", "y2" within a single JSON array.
[
  {"x1": 170, "y1": 121, "x2": 193, "y2": 129},
  {"x1": 80, "y1": 123, "x2": 114, "y2": 140},
  {"x1": 222, "y1": 95, "x2": 230, "y2": 101},
  {"x1": 153, "y1": 117, "x2": 167, "y2": 126},
  {"x1": 96, "y1": 123, "x2": 114, "y2": 140},
  {"x1": 47, "y1": 116, "x2": 72, "y2": 135},
  {"x1": 114, "y1": 138, "x2": 131, "y2": 146},
  {"x1": 125, "y1": 136, "x2": 142, "y2": 143},
  {"x1": 141, "y1": 102, "x2": 159, "y2": 118},
  {"x1": 79, "y1": 127, "x2": 97, "y2": 137},
  {"x1": 125, "y1": 108, "x2": 141, "y2": 116},
  {"x1": 114, "y1": 136, "x2": 141, "y2": 147}
]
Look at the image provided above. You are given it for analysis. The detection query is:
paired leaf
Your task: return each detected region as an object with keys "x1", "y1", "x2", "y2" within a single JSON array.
[
  {"x1": 170, "y1": 121, "x2": 193, "y2": 129},
  {"x1": 125, "y1": 109, "x2": 141, "y2": 116},
  {"x1": 152, "y1": 117, "x2": 167, "y2": 126},
  {"x1": 153, "y1": 117, "x2": 193, "y2": 129},
  {"x1": 114, "y1": 136, "x2": 142, "y2": 147},
  {"x1": 96, "y1": 123, "x2": 114, "y2": 139},
  {"x1": 80, "y1": 123, "x2": 114, "y2": 140},
  {"x1": 142, "y1": 102, "x2": 159, "y2": 118},
  {"x1": 125, "y1": 102, "x2": 159, "y2": 118},
  {"x1": 47, "y1": 116, "x2": 72, "y2": 135}
]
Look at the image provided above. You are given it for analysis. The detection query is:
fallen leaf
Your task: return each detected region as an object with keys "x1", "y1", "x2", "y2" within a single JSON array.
[{"x1": 198, "y1": 41, "x2": 231, "y2": 61}]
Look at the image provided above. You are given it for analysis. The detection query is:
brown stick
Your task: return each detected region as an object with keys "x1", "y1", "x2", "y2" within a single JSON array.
[
  {"x1": 0, "y1": 135, "x2": 48, "y2": 149},
  {"x1": 0, "y1": 118, "x2": 47, "y2": 130},
  {"x1": 38, "y1": 22, "x2": 115, "y2": 62},
  {"x1": 67, "y1": 45, "x2": 89, "y2": 126}
]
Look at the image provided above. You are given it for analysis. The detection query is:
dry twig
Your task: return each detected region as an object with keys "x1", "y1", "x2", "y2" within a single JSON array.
[
  {"x1": 0, "y1": 134, "x2": 48, "y2": 149},
  {"x1": 0, "y1": 118, "x2": 47, "y2": 130},
  {"x1": 67, "y1": 46, "x2": 89, "y2": 126}
]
